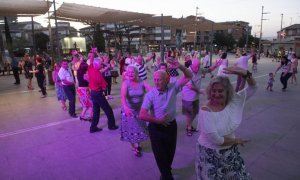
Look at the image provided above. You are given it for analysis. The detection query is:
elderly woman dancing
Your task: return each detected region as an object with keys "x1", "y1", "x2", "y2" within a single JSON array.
[
  {"x1": 120, "y1": 65, "x2": 152, "y2": 157},
  {"x1": 196, "y1": 66, "x2": 257, "y2": 179}
]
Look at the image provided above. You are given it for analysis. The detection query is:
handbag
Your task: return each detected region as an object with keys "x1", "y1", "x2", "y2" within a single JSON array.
[{"x1": 111, "y1": 70, "x2": 119, "y2": 77}]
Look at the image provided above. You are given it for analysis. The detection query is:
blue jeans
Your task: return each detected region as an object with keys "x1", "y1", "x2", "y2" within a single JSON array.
[{"x1": 90, "y1": 90, "x2": 116, "y2": 130}]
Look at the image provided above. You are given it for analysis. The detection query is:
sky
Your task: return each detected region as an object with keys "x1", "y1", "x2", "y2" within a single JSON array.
[{"x1": 19, "y1": 0, "x2": 300, "y2": 39}]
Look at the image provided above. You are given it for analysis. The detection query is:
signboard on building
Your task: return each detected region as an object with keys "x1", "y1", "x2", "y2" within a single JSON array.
[{"x1": 61, "y1": 37, "x2": 86, "y2": 54}]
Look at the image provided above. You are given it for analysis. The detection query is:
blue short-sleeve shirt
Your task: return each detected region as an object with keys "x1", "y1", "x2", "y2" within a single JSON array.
[{"x1": 141, "y1": 82, "x2": 181, "y2": 122}]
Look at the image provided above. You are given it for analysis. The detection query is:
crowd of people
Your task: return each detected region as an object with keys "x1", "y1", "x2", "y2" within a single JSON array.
[{"x1": 2, "y1": 47, "x2": 299, "y2": 180}]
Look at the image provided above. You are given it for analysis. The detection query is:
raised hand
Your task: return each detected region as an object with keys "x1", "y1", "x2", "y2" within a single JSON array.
[
  {"x1": 223, "y1": 66, "x2": 247, "y2": 76},
  {"x1": 167, "y1": 57, "x2": 180, "y2": 69}
]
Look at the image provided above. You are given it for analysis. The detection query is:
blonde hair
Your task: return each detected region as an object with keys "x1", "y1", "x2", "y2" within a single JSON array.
[
  {"x1": 126, "y1": 65, "x2": 140, "y2": 81},
  {"x1": 206, "y1": 76, "x2": 234, "y2": 105}
]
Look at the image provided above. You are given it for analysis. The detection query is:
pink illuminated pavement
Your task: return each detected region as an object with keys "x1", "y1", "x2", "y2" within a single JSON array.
[{"x1": 0, "y1": 54, "x2": 299, "y2": 179}]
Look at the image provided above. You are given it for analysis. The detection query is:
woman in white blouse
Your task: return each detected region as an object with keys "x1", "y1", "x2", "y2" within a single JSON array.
[{"x1": 196, "y1": 66, "x2": 257, "y2": 179}]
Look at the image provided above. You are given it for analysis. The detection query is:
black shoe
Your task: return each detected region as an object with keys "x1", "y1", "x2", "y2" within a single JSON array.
[
  {"x1": 14, "y1": 82, "x2": 20, "y2": 85},
  {"x1": 80, "y1": 116, "x2": 88, "y2": 121},
  {"x1": 90, "y1": 127, "x2": 102, "y2": 133},
  {"x1": 70, "y1": 114, "x2": 78, "y2": 118},
  {"x1": 108, "y1": 125, "x2": 119, "y2": 130}
]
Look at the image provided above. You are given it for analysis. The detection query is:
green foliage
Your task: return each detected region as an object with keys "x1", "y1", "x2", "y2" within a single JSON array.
[
  {"x1": 213, "y1": 32, "x2": 236, "y2": 50},
  {"x1": 4, "y1": 16, "x2": 13, "y2": 52},
  {"x1": 34, "y1": 32, "x2": 49, "y2": 52},
  {"x1": 93, "y1": 24, "x2": 105, "y2": 52},
  {"x1": 248, "y1": 35, "x2": 259, "y2": 48},
  {"x1": 12, "y1": 37, "x2": 28, "y2": 50}
]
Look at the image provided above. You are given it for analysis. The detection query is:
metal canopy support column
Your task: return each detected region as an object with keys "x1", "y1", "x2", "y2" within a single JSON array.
[
  {"x1": 160, "y1": 14, "x2": 165, "y2": 62},
  {"x1": 53, "y1": 0, "x2": 60, "y2": 60},
  {"x1": 31, "y1": 16, "x2": 35, "y2": 55}
]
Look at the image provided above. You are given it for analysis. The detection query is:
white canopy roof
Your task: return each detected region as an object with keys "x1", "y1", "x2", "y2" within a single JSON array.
[
  {"x1": 53, "y1": 3, "x2": 231, "y2": 31},
  {"x1": 0, "y1": 0, "x2": 51, "y2": 16}
]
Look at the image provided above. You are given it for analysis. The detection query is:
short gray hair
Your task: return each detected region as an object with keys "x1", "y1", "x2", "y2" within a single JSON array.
[
  {"x1": 126, "y1": 65, "x2": 139, "y2": 78},
  {"x1": 93, "y1": 57, "x2": 102, "y2": 66},
  {"x1": 206, "y1": 76, "x2": 234, "y2": 105}
]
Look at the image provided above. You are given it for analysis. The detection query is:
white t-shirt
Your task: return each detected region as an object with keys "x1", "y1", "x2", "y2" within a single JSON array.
[
  {"x1": 235, "y1": 55, "x2": 251, "y2": 70},
  {"x1": 197, "y1": 85, "x2": 257, "y2": 150},
  {"x1": 125, "y1": 57, "x2": 135, "y2": 65},
  {"x1": 58, "y1": 67, "x2": 74, "y2": 85},
  {"x1": 182, "y1": 68, "x2": 204, "y2": 101},
  {"x1": 202, "y1": 55, "x2": 210, "y2": 67}
]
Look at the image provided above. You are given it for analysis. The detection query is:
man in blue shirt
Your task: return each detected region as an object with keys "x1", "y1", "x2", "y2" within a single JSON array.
[{"x1": 140, "y1": 57, "x2": 192, "y2": 180}]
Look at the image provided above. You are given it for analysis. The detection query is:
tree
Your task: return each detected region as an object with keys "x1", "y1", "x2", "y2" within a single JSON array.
[
  {"x1": 93, "y1": 24, "x2": 105, "y2": 52},
  {"x1": 34, "y1": 32, "x2": 49, "y2": 53},
  {"x1": 4, "y1": 16, "x2": 13, "y2": 52},
  {"x1": 213, "y1": 32, "x2": 236, "y2": 50},
  {"x1": 225, "y1": 34, "x2": 236, "y2": 50},
  {"x1": 248, "y1": 35, "x2": 259, "y2": 48}
]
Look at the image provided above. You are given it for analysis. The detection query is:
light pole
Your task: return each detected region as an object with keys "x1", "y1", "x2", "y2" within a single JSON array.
[
  {"x1": 193, "y1": 7, "x2": 201, "y2": 51},
  {"x1": 258, "y1": 6, "x2": 270, "y2": 59},
  {"x1": 279, "y1": 13, "x2": 283, "y2": 53}
]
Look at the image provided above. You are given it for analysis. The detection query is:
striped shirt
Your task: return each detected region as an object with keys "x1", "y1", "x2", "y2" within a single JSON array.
[{"x1": 134, "y1": 63, "x2": 147, "y2": 80}]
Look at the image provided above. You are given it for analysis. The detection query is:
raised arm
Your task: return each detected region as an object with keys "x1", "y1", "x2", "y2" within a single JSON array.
[
  {"x1": 167, "y1": 57, "x2": 192, "y2": 87},
  {"x1": 223, "y1": 66, "x2": 256, "y2": 87}
]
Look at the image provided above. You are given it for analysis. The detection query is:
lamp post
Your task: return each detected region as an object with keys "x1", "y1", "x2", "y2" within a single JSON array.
[
  {"x1": 193, "y1": 7, "x2": 201, "y2": 51},
  {"x1": 279, "y1": 13, "x2": 283, "y2": 53},
  {"x1": 258, "y1": 6, "x2": 270, "y2": 59}
]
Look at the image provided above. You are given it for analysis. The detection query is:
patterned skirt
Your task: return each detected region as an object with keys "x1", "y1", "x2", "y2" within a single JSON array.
[
  {"x1": 55, "y1": 84, "x2": 67, "y2": 101},
  {"x1": 195, "y1": 143, "x2": 251, "y2": 180},
  {"x1": 120, "y1": 111, "x2": 149, "y2": 143},
  {"x1": 77, "y1": 87, "x2": 93, "y2": 108}
]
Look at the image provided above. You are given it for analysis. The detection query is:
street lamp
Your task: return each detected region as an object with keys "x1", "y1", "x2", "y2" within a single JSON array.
[
  {"x1": 193, "y1": 6, "x2": 201, "y2": 51},
  {"x1": 278, "y1": 13, "x2": 283, "y2": 53},
  {"x1": 258, "y1": 6, "x2": 270, "y2": 59}
]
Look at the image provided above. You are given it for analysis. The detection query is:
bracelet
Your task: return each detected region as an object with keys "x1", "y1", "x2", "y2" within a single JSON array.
[{"x1": 242, "y1": 70, "x2": 252, "y2": 79}]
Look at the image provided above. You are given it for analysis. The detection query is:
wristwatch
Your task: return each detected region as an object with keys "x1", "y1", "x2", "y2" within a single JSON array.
[{"x1": 242, "y1": 70, "x2": 252, "y2": 79}]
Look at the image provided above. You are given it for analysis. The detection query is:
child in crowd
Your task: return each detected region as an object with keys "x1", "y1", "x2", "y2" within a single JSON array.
[{"x1": 266, "y1": 72, "x2": 275, "y2": 91}]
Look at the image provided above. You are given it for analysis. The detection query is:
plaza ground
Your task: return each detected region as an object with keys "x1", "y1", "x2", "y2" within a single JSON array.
[{"x1": 0, "y1": 54, "x2": 299, "y2": 179}]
